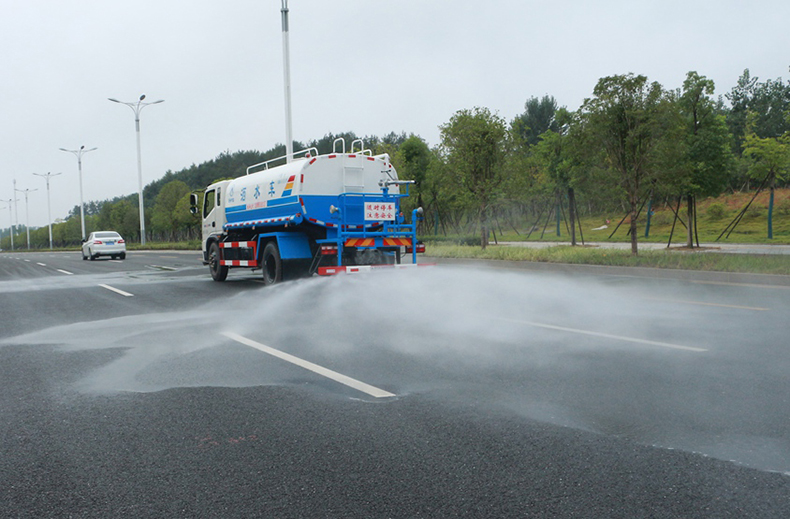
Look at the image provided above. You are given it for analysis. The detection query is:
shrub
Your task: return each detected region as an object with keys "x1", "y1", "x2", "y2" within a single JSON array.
[
  {"x1": 746, "y1": 204, "x2": 765, "y2": 218},
  {"x1": 776, "y1": 198, "x2": 790, "y2": 216},
  {"x1": 458, "y1": 235, "x2": 482, "y2": 246},
  {"x1": 706, "y1": 202, "x2": 727, "y2": 221},
  {"x1": 649, "y1": 211, "x2": 672, "y2": 226}
]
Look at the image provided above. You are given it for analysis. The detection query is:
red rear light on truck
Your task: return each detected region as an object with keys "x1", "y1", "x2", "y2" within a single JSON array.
[
  {"x1": 405, "y1": 242, "x2": 425, "y2": 253},
  {"x1": 320, "y1": 245, "x2": 338, "y2": 255}
]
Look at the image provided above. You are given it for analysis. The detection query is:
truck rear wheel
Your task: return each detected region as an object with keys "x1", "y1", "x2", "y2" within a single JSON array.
[
  {"x1": 209, "y1": 242, "x2": 228, "y2": 282},
  {"x1": 262, "y1": 241, "x2": 282, "y2": 285}
]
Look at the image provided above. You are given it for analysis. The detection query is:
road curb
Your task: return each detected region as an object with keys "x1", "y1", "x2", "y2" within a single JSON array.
[{"x1": 423, "y1": 256, "x2": 790, "y2": 287}]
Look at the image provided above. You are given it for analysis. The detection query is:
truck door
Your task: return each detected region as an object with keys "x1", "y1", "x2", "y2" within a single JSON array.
[{"x1": 202, "y1": 187, "x2": 219, "y2": 249}]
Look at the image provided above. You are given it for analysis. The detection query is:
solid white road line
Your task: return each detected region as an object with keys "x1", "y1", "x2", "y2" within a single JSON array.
[
  {"x1": 691, "y1": 280, "x2": 790, "y2": 290},
  {"x1": 37, "y1": 262, "x2": 46, "y2": 266},
  {"x1": 643, "y1": 297, "x2": 769, "y2": 311},
  {"x1": 501, "y1": 318, "x2": 708, "y2": 353},
  {"x1": 56, "y1": 269, "x2": 73, "y2": 275},
  {"x1": 98, "y1": 284, "x2": 134, "y2": 297},
  {"x1": 222, "y1": 331, "x2": 396, "y2": 398}
]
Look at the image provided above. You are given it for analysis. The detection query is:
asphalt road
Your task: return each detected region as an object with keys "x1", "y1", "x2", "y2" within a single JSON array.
[{"x1": 1, "y1": 250, "x2": 789, "y2": 518}]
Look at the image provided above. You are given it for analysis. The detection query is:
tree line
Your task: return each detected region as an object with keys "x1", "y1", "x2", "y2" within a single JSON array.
[{"x1": 2, "y1": 68, "x2": 788, "y2": 254}]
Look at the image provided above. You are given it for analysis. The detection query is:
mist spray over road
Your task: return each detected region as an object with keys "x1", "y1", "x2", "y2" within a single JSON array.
[{"x1": 3, "y1": 266, "x2": 788, "y2": 474}]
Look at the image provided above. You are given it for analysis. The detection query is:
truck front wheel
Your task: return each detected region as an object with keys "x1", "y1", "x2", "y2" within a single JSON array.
[
  {"x1": 262, "y1": 241, "x2": 282, "y2": 285},
  {"x1": 209, "y1": 242, "x2": 228, "y2": 282}
]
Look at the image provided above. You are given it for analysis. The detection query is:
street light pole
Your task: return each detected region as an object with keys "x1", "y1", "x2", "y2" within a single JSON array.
[
  {"x1": 281, "y1": 0, "x2": 294, "y2": 163},
  {"x1": 108, "y1": 94, "x2": 164, "y2": 245},
  {"x1": 59, "y1": 145, "x2": 97, "y2": 241},
  {"x1": 4, "y1": 198, "x2": 15, "y2": 251},
  {"x1": 33, "y1": 172, "x2": 62, "y2": 250},
  {"x1": 13, "y1": 179, "x2": 19, "y2": 233},
  {"x1": 15, "y1": 187, "x2": 37, "y2": 249}
]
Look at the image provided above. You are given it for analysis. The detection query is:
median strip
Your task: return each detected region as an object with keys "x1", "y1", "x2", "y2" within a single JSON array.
[{"x1": 222, "y1": 331, "x2": 396, "y2": 398}]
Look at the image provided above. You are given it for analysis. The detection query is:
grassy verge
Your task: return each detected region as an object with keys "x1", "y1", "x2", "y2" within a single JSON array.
[{"x1": 425, "y1": 243, "x2": 790, "y2": 276}]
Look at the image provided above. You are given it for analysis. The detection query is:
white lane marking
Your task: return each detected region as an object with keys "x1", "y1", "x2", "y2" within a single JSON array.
[
  {"x1": 222, "y1": 331, "x2": 396, "y2": 398},
  {"x1": 56, "y1": 269, "x2": 74, "y2": 275},
  {"x1": 37, "y1": 262, "x2": 47, "y2": 266},
  {"x1": 643, "y1": 297, "x2": 769, "y2": 311},
  {"x1": 98, "y1": 284, "x2": 134, "y2": 297},
  {"x1": 146, "y1": 264, "x2": 176, "y2": 271},
  {"x1": 500, "y1": 318, "x2": 708, "y2": 353},
  {"x1": 691, "y1": 280, "x2": 790, "y2": 290},
  {"x1": 24, "y1": 259, "x2": 30, "y2": 262}
]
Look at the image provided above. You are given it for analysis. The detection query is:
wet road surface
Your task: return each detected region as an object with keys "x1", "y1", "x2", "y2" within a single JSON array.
[{"x1": 1, "y1": 250, "x2": 789, "y2": 517}]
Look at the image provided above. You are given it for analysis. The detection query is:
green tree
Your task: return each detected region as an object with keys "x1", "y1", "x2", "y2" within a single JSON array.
[
  {"x1": 394, "y1": 135, "x2": 431, "y2": 222},
  {"x1": 440, "y1": 107, "x2": 509, "y2": 248},
  {"x1": 677, "y1": 71, "x2": 735, "y2": 247},
  {"x1": 512, "y1": 95, "x2": 559, "y2": 147},
  {"x1": 578, "y1": 74, "x2": 670, "y2": 254},
  {"x1": 527, "y1": 108, "x2": 584, "y2": 244},
  {"x1": 742, "y1": 131, "x2": 790, "y2": 239},
  {"x1": 150, "y1": 180, "x2": 191, "y2": 241},
  {"x1": 726, "y1": 68, "x2": 790, "y2": 157}
]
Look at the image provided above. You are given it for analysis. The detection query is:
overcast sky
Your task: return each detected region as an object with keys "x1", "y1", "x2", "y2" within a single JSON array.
[{"x1": 2, "y1": 0, "x2": 788, "y2": 229}]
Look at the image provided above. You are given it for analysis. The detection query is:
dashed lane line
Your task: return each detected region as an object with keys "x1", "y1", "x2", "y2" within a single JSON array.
[
  {"x1": 56, "y1": 269, "x2": 73, "y2": 275},
  {"x1": 98, "y1": 284, "x2": 134, "y2": 297},
  {"x1": 500, "y1": 318, "x2": 708, "y2": 353},
  {"x1": 222, "y1": 331, "x2": 396, "y2": 398}
]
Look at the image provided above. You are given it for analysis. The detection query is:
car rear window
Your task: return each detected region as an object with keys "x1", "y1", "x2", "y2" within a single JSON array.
[{"x1": 96, "y1": 232, "x2": 121, "y2": 239}]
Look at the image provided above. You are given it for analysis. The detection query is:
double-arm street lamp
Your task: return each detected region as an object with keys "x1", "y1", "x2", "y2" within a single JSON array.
[
  {"x1": 108, "y1": 94, "x2": 164, "y2": 245},
  {"x1": 59, "y1": 145, "x2": 97, "y2": 241},
  {"x1": 33, "y1": 172, "x2": 62, "y2": 250}
]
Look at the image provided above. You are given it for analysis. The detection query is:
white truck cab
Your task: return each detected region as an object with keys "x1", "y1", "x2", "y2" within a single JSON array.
[{"x1": 201, "y1": 180, "x2": 230, "y2": 255}]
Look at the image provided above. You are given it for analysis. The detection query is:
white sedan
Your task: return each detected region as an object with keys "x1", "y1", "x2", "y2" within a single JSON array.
[{"x1": 82, "y1": 231, "x2": 127, "y2": 260}]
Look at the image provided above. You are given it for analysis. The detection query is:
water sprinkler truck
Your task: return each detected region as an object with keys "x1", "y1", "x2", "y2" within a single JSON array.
[{"x1": 190, "y1": 138, "x2": 426, "y2": 283}]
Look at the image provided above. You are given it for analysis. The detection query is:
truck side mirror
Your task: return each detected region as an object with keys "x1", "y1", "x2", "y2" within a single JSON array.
[{"x1": 189, "y1": 193, "x2": 199, "y2": 207}]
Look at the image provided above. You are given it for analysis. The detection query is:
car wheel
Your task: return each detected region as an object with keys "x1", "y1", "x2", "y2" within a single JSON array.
[
  {"x1": 89, "y1": 249, "x2": 96, "y2": 261},
  {"x1": 119, "y1": 252, "x2": 126, "y2": 260},
  {"x1": 209, "y1": 242, "x2": 228, "y2": 282},
  {"x1": 262, "y1": 241, "x2": 282, "y2": 286},
  {"x1": 82, "y1": 252, "x2": 87, "y2": 260}
]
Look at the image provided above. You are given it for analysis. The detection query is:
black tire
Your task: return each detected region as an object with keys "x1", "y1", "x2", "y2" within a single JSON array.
[
  {"x1": 82, "y1": 252, "x2": 87, "y2": 260},
  {"x1": 89, "y1": 249, "x2": 96, "y2": 261},
  {"x1": 119, "y1": 252, "x2": 126, "y2": 260},
  {"x1": 262, "y1": 241, "x2": 282, "y2": 285},
  {"x1": 209, "y1": 242, "x2": 228, "y2": 282}
]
